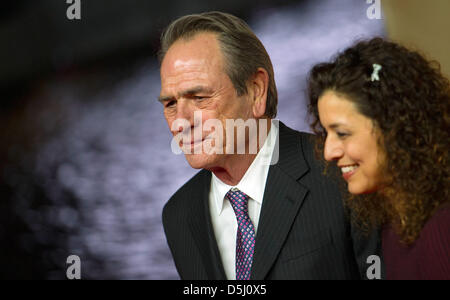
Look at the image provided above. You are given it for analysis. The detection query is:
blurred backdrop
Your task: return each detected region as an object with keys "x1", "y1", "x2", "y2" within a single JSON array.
[{"x1": 0, "y1": 0, "x2": 443, "y2": 279}]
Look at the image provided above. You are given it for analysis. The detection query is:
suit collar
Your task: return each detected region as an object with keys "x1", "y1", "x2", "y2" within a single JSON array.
[
  {"x1": 274, "y1": 121, "x2": 310, "y2": 181},
  {"x1": 251, "y1": 121, "x2": 310, "y2": 279}
]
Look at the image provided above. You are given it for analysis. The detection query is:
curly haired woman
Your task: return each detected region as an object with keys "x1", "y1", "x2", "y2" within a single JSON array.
[{"x1": 307, "y1": 38, "x2": 450, "y2": 279}]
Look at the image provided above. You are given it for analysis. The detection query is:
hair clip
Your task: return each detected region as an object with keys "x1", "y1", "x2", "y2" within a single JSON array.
[{"x1": 371, "y1": 64, "x2": 382, "y2": 82}]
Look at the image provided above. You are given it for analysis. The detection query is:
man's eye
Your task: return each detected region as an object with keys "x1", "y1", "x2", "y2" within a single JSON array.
[
  {"x1": 165, "y1": 101, "x2": 176, "y2": 108},
  {"x1": 337, "y1": 132, "x2": 348, "y2": 138}
]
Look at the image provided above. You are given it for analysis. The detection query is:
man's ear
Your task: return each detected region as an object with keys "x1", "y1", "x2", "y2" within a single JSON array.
[{"x1": 249, "y1": 67, "x2": 269, "y2": 118}]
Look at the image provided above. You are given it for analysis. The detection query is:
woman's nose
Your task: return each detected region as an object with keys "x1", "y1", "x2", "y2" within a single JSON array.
[{"x1": 324, "y1": 136, "x2": 344, "y2": 161}]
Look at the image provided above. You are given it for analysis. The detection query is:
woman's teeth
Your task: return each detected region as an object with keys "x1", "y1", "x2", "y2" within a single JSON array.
[{"x1": 341, "y1": 165, "x2": 359, "y2": 174}]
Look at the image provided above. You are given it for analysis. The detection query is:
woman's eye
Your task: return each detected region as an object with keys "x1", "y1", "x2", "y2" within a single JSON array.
[{"x1": 337, "y1": 132, "x2": 348, "y2": 138}]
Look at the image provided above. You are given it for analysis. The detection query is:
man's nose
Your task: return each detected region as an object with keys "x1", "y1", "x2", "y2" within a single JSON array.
[
  {"x1": 173, "y1": 100, "x2": 194, "y2": 131},
  {"x1": 323, "y1": 137, "x2": 344, "y2": 161},
  {"x1": 171, "y1": 100, "x2": 203, "y2": 136},
  {"x1": 175, "y1": 99, "x2": 192, "y2": 120}
]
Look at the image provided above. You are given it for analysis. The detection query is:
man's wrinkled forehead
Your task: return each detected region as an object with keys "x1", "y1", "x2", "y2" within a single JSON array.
[
  {"x1": 160, "y1": 57, "x2": 212, "y2": 91},
  {"x1": 161, "y1": 33, "x2": 224, "y2": 70},
  {"x1": 161, "y1": 35, "x2": 226, "y2": 83}
]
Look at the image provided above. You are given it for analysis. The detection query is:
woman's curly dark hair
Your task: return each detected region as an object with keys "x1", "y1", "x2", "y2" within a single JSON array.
[{"x1": 307, "y1": 37, "x2": 450, "y2": 244}]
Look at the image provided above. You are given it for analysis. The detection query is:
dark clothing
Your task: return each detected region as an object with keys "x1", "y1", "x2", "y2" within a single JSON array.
[
  {"x1": 382, "y1": 206, "x2": 450, "y2": 280},
  {"x1": 162, "y1": 122, "x2": 382, "y2": 279}
]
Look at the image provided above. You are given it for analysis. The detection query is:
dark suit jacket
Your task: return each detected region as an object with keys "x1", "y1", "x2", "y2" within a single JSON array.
[{"x1": 162, "y1": 122, "x2": 382, "y2": 279}]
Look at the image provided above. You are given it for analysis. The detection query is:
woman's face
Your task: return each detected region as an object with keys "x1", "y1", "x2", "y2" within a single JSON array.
[{"x1": 318, "y1": 90, "x2": 385, "y2": 194}]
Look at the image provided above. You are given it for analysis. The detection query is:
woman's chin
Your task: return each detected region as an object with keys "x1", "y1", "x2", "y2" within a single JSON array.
[{"x1": 348, "y1": 184, "x2": 379, "y2": 195}]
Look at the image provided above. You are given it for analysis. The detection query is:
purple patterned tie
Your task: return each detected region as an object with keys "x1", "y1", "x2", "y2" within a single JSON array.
[{"x1": 225, "y1": 188, "x2": 256, "y2": 280}]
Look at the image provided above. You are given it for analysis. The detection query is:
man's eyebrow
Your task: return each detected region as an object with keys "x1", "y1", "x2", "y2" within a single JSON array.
[
  {"x1": 158, "y1": 86, "x2": 213, "y2": 103},
  {"x1": 158, "y1": 95, "x2": 174, "y2": 103},
  {"x1": 181, "y1": 86, "x2": 213, "y2": 96}
]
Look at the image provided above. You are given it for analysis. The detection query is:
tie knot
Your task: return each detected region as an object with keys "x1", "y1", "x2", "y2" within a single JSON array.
[{"x1": 225, "y1": 188, "x2": 250, "y2": 216}]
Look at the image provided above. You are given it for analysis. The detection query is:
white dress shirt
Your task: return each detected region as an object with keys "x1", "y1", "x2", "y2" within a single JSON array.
[{"x1": 209, "y1": 120, "x2": 279, "y2": 279}]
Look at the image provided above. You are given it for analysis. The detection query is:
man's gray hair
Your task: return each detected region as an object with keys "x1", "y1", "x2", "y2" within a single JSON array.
[{"x1": 158, "y1": 11, "x2": 278, "y2": 118}]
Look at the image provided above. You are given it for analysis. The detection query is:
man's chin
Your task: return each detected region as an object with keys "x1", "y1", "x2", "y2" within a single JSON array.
[{"x1": 184, "y1": 153, "x2": 215, "y2": 170}]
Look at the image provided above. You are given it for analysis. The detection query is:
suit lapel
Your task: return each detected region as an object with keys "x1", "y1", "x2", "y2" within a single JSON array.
[
  {"x1": 251, "y1": 122, "x2": 310, "y2": 279},
  {"x1": 187, "y1": 170, "x2": 227, "y2": 279}
]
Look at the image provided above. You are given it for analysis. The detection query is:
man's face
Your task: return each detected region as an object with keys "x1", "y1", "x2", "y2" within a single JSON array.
[{"x1": 159, "y1": 32, "x2": 254, "y2": 170}]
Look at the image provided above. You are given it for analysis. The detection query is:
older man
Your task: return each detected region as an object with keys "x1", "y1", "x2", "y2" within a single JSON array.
[{"x1": 159, "y1": 11, "x2": 381, "y2": 280}]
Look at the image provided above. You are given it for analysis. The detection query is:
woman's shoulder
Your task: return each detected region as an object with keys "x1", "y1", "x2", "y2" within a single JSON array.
[
  {"x1": 425, "y1": 204, "x2": 450, "y2": 227},
  {"x1": 420, "y1": 203, "x2": 450, "y2": 248},
  {"x1": 417, "y1": 204, "x2": 450, "y2": 279}
]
